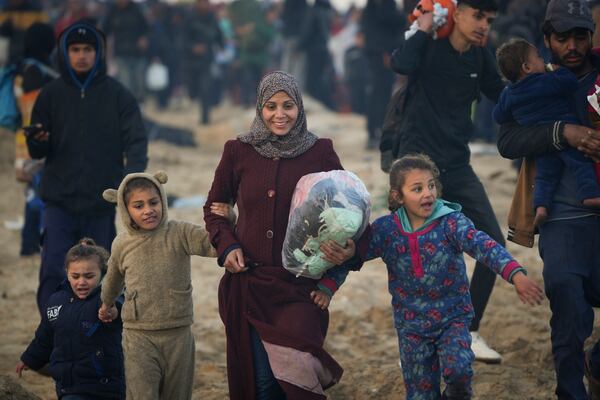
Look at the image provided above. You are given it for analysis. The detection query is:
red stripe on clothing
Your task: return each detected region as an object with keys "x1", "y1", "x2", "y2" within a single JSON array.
[
  {"x1": 501, "y1": 260, "x2": 522, "y2": 282},
  {"x1": 393, "y1": 214, "x2": 438, "y2": 279},
  {"x1": 318, "y1": 278, "x2": 338, "y2": 294}
]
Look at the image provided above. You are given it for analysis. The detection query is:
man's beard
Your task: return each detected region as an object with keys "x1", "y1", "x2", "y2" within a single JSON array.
[{"x1": 550, "y1": 47, "x2": 593, "y2": 75}]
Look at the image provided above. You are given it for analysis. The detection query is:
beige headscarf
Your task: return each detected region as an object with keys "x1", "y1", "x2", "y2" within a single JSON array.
[{"x1": 238, "y1": 71, "x2": 318, "y2": 159}]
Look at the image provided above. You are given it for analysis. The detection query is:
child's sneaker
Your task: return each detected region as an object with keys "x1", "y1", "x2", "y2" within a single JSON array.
[{"x1": 470, "y1": 332, "x2": 501, "y2": 363}]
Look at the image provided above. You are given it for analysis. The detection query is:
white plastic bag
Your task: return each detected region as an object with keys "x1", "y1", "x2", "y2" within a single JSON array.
[
  {"x1": 282, "y1": 170, "x2": 371, "y2": 279},
  {"x1": 145, "y1": 61, "x2": 169, "y2": 91}
]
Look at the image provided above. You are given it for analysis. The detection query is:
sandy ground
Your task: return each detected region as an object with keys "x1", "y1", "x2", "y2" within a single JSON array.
[{"x1": 0, "y1": 97, "x2": 598, "y2": 399}]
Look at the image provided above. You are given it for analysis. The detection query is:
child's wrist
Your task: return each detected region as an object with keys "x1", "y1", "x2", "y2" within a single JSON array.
[
  {"x1": 509, "y1": 269, "x2": 527, "y2": 283},
  {"x1": 316, "y1": 283, "x2": 333, "y2": 298}
]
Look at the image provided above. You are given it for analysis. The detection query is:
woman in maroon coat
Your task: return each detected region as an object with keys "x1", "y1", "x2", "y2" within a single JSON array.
[{"x1": 204, "y1": 71, "x2": 353, "y2": 399}]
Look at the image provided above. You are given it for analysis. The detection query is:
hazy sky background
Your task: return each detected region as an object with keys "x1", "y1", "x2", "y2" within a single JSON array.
[
  {"x1": 329, "y1": 0, "x2": 366, "y2": 11},
  {"x1": 325, "y1": 0, "x2": 405, "y2": 12},
  {"x1": 199, "y1": 0, "x2": 406, "y2": 14}
]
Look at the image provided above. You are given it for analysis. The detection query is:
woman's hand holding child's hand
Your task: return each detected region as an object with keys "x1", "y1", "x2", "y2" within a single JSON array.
[
  {"x1": 320, "y1": 239, "x2": 356, "y2": 266},
  {"x1": 211, "y1": 202, "x2": 246, "y2": 273},
  {"x1": 224, "y1": 248, "x2": 248, "y2": 273},
  {"x1": 311, "y1": 290, "x2": 331, "y2": 310},
  {"x1": 15, "y1": 361, "x2": 28, "y2": 377},
  {"x1": 512, "y1": 272, "x2": 545, "y2": 306},
  {"x1": 98, "y1": 303, "x2": 118, "y2": 323}
]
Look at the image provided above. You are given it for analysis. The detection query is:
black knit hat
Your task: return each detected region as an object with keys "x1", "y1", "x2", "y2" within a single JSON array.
[{"x1": 65, "y1": 24, "x2": 98, "y2": 47}]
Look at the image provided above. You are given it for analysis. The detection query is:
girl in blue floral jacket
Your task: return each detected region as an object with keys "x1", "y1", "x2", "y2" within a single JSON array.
[{"x1": 319, "y1": 154, "x2": 544, "y2": 400}]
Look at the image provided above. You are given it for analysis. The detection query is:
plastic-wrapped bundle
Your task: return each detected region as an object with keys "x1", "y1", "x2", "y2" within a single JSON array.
[{"x1": 282, "y1": 170, "x2": 371, "y2": 279}]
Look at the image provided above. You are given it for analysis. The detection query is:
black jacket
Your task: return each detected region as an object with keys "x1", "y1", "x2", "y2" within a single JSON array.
[
  {"x1": 390, "y1": 31, "x2": 504, "y2": 170},
  {"x1": 21, "y1": 282, "x2": 125, "y2": 399},
  {"x1": 27, "y1": 21, "x2": 147, "y2": 215}
]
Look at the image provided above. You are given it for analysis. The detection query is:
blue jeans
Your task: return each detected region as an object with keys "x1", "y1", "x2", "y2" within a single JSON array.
[
  {"x1": 250, "y1": 325, "x2": 286, "y2": 400},
  {"x1": 539, "y1": 215, "x2": 600, "y2": 399},
  {"x1": 37, "y1": 205, "x2": 115, "y2": 314}
]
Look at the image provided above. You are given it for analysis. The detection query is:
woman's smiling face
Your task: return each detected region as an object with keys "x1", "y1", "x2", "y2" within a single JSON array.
[{"x1": 261, "y1": 91, "x2": 299, "y2": 136}]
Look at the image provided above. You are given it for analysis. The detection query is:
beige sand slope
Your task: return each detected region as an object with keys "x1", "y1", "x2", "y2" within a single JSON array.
[{"x1": 0, "y1": 98, "x2": 598, "y2": 399}]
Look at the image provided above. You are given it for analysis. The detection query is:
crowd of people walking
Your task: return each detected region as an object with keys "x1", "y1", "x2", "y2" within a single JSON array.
[{"x1": 2, "y1": 0, "x2": 600, "y2": 399}]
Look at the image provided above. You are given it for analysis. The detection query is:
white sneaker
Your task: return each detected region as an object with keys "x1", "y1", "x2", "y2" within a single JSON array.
[
  {"x1": 398, "y1": 358, "x2": 402, "y2": 369},
  {"x1": 470, "y1": 331, "x2": 501, "y2": 363}
]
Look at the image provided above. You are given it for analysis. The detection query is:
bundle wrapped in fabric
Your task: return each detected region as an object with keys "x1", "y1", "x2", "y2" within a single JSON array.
[
  {"x1": 283, "y1": 170, "x2": 371, "y2": 279},
  {"x1": 405, "y1": 0, "x2": 457, "y2": 40}
]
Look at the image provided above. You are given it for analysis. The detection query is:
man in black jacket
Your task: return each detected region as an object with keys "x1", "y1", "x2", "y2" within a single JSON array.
[
  {"x1": 387, "y1": 0, "x2": 506, "y2": 363},
  {"x1": 26, "y1": 21, "x2": 147, "y2": 314},
  {"x1": 498, "y1": 0, "x2": 600, "y2": 397}
]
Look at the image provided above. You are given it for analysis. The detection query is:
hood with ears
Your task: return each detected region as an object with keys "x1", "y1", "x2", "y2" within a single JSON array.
[{"x1": 103, "y1": 171, "x2": 169, "y2": 235}]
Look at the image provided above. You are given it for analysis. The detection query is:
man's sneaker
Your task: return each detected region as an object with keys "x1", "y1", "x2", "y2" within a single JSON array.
[
  {"x1": 585, "y1": 350, "x2": 600, "y2": 400},
  {"x1": 471, "y1": 331, "x2": 501, "y2": 363}
]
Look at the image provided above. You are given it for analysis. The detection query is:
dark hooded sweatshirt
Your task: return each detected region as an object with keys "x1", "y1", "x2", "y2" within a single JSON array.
[{"x1": 26, "y1": 21, "x2": 148, "y2": 215}]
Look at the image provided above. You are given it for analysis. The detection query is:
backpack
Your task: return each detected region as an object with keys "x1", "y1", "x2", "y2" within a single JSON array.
[
  {"x1": 379, "y1": 43, "x2": 484, "y2": 172},
  {"x1": 0, "y1": 64, "x2": 19, "y2": 131}
]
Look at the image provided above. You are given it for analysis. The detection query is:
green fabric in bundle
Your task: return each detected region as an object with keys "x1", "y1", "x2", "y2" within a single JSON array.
[{"x1": 292, "y1": 207, "x2": 363, "y2": 277}]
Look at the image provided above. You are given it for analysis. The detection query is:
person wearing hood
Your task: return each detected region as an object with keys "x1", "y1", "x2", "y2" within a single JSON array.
[
  {"x1": 98, "y1": 171, "x2": 218, "y2": 400},
  {"x1": 16, "y1": 238, "x2": 125, "y2": 400},
  {"x1": 25, "y1": 20, "x2": 148, "y2": 315},
  {"x1": 321, "y1": 154, "x2": 544, "y2": 400}
]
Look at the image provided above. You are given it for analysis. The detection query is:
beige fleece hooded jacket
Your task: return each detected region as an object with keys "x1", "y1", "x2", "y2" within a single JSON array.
[{"x1": 100, "y1": 171, "x2": 217, "y2": 330}]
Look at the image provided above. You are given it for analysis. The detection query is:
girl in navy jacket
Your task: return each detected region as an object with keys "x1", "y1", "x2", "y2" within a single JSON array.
[{"x1": 16, "y1": 239, "x2": 124, "y2": 399}]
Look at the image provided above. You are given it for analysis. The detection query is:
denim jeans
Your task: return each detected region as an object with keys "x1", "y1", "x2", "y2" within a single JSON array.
[
  {"x1": 539, "y1": 215, "x2": 600, "y2": 399},
  {"x1": 250, "y1": 325, "x2": 286, "y2": 400}
]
